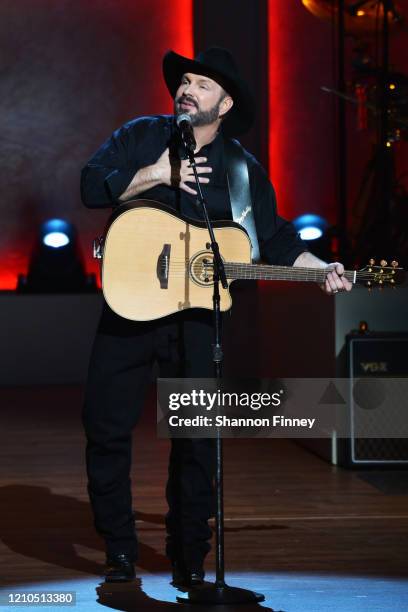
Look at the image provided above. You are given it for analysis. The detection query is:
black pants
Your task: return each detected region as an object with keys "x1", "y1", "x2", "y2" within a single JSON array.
[{"x1": 82, "y1": 304, "x2": 216, "y2": 568}]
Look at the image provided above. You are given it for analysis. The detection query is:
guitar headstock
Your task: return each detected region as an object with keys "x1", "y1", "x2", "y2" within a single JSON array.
[{"x1": 359, "y1": 259, "x2": 406, "y2": 287}]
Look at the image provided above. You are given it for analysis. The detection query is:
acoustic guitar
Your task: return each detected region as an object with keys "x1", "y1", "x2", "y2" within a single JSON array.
[{"x1": 95, "y1": 199, "x2": 405, "y2": 321}]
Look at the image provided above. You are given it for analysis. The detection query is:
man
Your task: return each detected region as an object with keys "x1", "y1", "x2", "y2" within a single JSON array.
[{"x1": 80, "y1": 47, "x2": 352, "y2": 586}]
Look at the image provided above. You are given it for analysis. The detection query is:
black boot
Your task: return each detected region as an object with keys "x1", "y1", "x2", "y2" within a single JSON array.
[
  {"x1": 104, "y1": 553, "x2": 136, "y2": 583},
  {"x1": 171, "y1": 560, "x2": 205, "y2": 587}
]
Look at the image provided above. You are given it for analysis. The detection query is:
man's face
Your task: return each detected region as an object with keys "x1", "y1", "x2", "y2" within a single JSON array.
[{"x1": 174, "y1": 72, "x2": 232, "y2": 127}]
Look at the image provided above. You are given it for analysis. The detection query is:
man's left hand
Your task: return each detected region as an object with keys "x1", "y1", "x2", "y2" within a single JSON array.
[{"x1": 322, "y1": 262, "x2": 353, "y2": 295}]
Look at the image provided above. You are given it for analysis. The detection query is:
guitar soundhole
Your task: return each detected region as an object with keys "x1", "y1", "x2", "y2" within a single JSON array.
[{"x1": 190, "y1": 251, "x2": 215, "y2": 286}]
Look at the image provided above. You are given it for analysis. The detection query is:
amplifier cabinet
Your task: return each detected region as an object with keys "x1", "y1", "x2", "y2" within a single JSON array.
[{"x1": 343, "y1": 332, "x2": 408, "y2": 467}]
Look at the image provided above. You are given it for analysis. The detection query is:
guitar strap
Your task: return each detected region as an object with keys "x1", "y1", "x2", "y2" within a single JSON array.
[{"x1": 224, "y1": 138, "x2": 261, "y2": 263}]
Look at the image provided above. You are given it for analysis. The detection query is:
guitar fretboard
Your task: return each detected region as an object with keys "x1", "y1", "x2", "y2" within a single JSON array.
[{"x1": 224, "y1": 263, "x2": 357, "y2": 283}]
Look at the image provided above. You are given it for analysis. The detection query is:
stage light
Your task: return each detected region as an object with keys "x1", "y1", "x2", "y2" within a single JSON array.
[
  {"x1": 43, "y1": 233, "x2": 69, "y2": 248},
  {"x1": 293, "y1": 214, "x2": 328, "y2": 241},
  {"x1": 293, "y1": 214, "x2": 335, "y2": 261},
  {"x1": 18, "y1": 219, "x2": 96, "y2": 293},
  {"x1": 42, "y1": 219, "x2": 71, "y2": 248}
]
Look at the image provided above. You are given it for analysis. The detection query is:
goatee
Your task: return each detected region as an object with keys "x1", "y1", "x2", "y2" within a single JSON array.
[{"x1": 175, "y1": 98, "x2": 222, "y2": 127}]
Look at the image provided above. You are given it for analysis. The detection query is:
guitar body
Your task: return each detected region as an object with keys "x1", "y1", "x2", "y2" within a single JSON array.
[
  {"x1": 102, "y1": 200, "x2": 252, "y2": 321},
  {"x1": 101, "y1": 199, "x2": 404, "y2": 321}
]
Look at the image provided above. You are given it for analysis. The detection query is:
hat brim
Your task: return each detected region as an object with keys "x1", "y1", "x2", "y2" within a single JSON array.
[{"x1": 162, "y1": 50, "x2": 254, "y2": 136}]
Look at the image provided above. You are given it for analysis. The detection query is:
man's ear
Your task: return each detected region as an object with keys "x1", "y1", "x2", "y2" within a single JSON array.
[{"x1": 219, "y1": 96, "x2": 234, "y2": 118}]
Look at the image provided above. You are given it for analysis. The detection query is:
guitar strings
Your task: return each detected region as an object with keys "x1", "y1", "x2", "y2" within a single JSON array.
[
  {"x1": 156, "y1": 270, "x2": 390, "y2": 282},
  {"x1": 160, "y1": 260, "x2": 394, "y2": 273},
  {"x1": 158, "y1": 264, "x2": 390, "y2": 274},
  {"x1": 157, "y1": 262, "x2": 391, "y2": 281}
]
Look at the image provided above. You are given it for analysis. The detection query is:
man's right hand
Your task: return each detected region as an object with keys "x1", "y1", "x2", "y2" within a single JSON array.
[{"x1": 153, "y1": 148, "x2": 212, "y2": 195}]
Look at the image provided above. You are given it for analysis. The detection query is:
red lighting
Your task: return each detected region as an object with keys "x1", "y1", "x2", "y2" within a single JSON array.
[
  {"x1": 267, "y1": 1, "x2": 291, "y2": 219},
  {"x1": 2, "y1": 0, "x2": 193, "y2": 291}
]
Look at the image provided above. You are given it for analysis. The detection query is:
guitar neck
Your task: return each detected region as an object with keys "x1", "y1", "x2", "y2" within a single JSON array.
[{"x1": 224, "y1": 263, "x2": 357, "y2": 284}]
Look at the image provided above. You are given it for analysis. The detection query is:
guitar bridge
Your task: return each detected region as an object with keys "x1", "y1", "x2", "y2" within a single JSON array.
[{"x1": 157, "y1": 244, "x2": 171, "y2": 289}]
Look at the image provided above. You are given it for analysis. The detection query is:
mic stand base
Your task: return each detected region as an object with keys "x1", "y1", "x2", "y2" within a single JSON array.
[{"x1": 176, "y1": 582, "x2": 265, "y2": 605}]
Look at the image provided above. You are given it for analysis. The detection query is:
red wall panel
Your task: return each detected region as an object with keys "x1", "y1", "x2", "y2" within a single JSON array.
[
  {"x1": 267, "y1": 1, "x2": 336, "y2": 223},
  {"x1": 0, "y1": 0, "x2": 193, "y2": 288}
]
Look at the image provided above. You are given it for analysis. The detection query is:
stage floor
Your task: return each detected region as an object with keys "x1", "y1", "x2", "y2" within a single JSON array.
[{"x1": 1, "y1": 386, "x2": 408, "y2": 611}]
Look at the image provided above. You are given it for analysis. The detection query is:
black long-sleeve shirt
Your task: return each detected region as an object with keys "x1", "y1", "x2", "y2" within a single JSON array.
[{"x1": 81, "y1": 115, "x2": 307, "y2": 266}]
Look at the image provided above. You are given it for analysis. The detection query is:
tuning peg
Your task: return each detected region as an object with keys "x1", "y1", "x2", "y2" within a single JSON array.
[
  {"x1": 391, "y1": 260, "x2": 399, "y2": 268},
  {"x1": 380, "y1": 259, "x2": 388, "y2": 267},
  {"x1": 369, "y1": 258, "x2": 375, "y2": 266}
]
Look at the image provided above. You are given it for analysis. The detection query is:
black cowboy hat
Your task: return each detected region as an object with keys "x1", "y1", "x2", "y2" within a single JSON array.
[{"x1": 162, "y1": 47, "x2": 255, "y2": 137}]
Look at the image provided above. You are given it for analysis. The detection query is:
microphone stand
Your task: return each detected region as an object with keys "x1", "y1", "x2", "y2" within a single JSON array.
[{"x1": 176, "y1": 134, "x2": 264, "y2": 605}]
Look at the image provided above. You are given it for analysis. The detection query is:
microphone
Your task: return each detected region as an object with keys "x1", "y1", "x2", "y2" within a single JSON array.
[{"x1": 176, "y1": 113, "x2": 196, "y2": 152}]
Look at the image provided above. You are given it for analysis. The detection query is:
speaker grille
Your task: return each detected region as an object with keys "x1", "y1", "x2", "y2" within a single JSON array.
[{"x1": 349, "y1": 334, "x2": 408, "y2": 465}]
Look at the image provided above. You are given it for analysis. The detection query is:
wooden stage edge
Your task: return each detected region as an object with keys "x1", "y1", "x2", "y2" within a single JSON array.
[{"x1": 1, "y1": 385, "x2": 408, "y2": 611}]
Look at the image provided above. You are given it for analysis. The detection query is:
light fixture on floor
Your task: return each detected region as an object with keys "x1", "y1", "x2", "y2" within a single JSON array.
[
  {"x1": 293, "y1": 213, "x2": 335, "y2": 261},
  {"x1": 18, "y1": 218, "x2": 96, "y2": 293},
  {"x1": 293, "y1": 213, "x2": 328, "y2": 241}
]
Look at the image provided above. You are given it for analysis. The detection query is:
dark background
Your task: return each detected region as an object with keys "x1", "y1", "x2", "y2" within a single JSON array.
[{"x1": 1, "y1": 0, "x2": 407, "y2": 288}]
